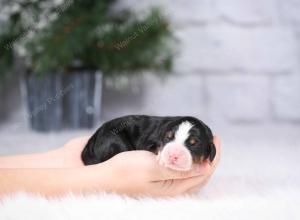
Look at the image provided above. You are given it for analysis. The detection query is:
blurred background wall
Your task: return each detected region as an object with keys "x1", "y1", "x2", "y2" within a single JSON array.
[
  {"x1": 0, "y1": 0, "x2": 300, "y2": 131},
  {"x1": 102, "y1": 0, "x2": 300, "y2": 125}
]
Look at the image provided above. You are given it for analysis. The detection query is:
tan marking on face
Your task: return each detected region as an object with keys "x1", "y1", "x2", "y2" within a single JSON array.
[
  {"x1": 166, "y1": 131, "x2": 174, "y2": 139},
  {"x1": 189, "y1": 138, "x2": 196, "y2": 145},
  {"x1": 193, "y1": 155, "x2": 205, "y2": 164}
]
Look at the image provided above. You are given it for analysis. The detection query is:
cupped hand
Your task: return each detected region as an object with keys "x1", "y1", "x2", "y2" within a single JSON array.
[
  {"x1": 0, "y1": 136, "x2": 220, "y2": 197},
  {"x1": 88, "y1": 136, "x2": 221, "y2": 197},
  {"x1": 58, "y1": 136, "x2": 90, "y2": 167}
]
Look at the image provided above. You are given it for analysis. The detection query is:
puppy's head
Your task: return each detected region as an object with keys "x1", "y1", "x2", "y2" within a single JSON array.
[{"x1": 157, "y1": 117, "x2": 216, "y2": 171}]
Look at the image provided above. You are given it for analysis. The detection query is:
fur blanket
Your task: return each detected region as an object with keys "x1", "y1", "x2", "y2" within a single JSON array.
[
  {"x1": 1, "y1": 126, "x2": 300, "y2": 219},
  {"x1": 1, "y1": 176, "x2": 299, "y2": 220}
]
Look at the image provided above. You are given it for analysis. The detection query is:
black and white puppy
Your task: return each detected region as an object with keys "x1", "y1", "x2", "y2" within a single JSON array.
[{"x1": 82, "y1": 115, "x2": 216, "y2": 171}]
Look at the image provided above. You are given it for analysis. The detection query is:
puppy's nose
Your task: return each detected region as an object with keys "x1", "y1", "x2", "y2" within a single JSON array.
[
  {"x1": 167, "y1": 147, "x2": 184, "y2": 163},
  {"x1": 157, "y1": 143, "x2": 193, "y2": 171},
  {"x1": 169, "y1": 153, "x2": 179, "y2": 163}
]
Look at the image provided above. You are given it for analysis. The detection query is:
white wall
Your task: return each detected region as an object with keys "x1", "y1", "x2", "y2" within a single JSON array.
[
  {"x1": 102, "y1": 0, "x2": 300, "y2": 125},
  {"x1": 1, "y1": 0, "x2": 300, "y2": 126}
]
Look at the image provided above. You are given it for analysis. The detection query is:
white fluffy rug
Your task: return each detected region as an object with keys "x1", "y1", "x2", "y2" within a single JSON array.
[
  {"x1": 1, "y1": 125, "x2": 300, "y2": 219},
  {"x1": 0, "y1": 180, "x2": 299, "y2": 220},
  {"x1": 1, "y1": 167, "x2": 299, "y2": 219}
]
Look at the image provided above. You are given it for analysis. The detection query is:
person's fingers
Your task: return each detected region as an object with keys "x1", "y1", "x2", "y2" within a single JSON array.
[
  {"x1": 185, "y1": 174, "x2": 212, "y2": 194},
  {"x1": 153, "y1": 162, "x2": 210, "y2": 181},
  {"x1": 184, "y1": 170, "x2": 214, "y2": 194},
  {"x1": 155, "y1": 171, "x2": 210, "y2": 196},
  {"x1": 211, "y1": 135, "x2": 221, "y2": 169},
  {"x1": 170, "y1": 175, "x2": 208, "y2": 195},
  {"x1": 183, "y1": 164, "x2": 218, "y2": 194},
  {"x1": 185, "y1": 185, "x2": 201, "y2": 194},
  {"x1": 206, "y1": 135, "x2": 221, "y2": 179}
]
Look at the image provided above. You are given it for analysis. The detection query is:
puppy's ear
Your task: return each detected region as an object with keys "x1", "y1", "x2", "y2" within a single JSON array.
[
  {"x1": 146, "y1": 141, "x2": 161, "y2": 154},
  {"x1": 209, "y1": 143, "x2": 216, "y2": 162}
]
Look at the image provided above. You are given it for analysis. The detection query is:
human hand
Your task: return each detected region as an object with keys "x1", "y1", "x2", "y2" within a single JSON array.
[
  {"x1": 0, "y1": 136, "x2": 90, "y2": 169},
  {"x1": 88, "y1": 136, "x2": 221, "y2": 197},
  {"x1": 58, "y1": 136, "x2": 90, "y2": 167},
  {"x1": 0, "y1": 136, "x2": 220, "y2": 197}
]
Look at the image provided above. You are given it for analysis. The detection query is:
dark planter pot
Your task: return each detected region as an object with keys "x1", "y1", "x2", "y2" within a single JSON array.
[{"x1": 23, "y1": 71, "x2": 102, "y2": 131}]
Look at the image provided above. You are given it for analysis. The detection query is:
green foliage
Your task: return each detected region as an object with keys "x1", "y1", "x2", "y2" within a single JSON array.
[{"x1": 0, "y1": 0, "x2": 174, "y2": 79}]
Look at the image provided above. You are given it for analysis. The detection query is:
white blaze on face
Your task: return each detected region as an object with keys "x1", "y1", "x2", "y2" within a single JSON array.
[
  {"x1": 157, "y1": 121, "x2": 194, "y2": 171},
  {"x1": 174, "y1": 121, "x2": 194, "y2": 145}
]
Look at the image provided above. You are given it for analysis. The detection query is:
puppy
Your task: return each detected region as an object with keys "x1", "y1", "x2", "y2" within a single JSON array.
[{"x1": 81, "y1": 115, "x2": 216, "y2": 171}]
